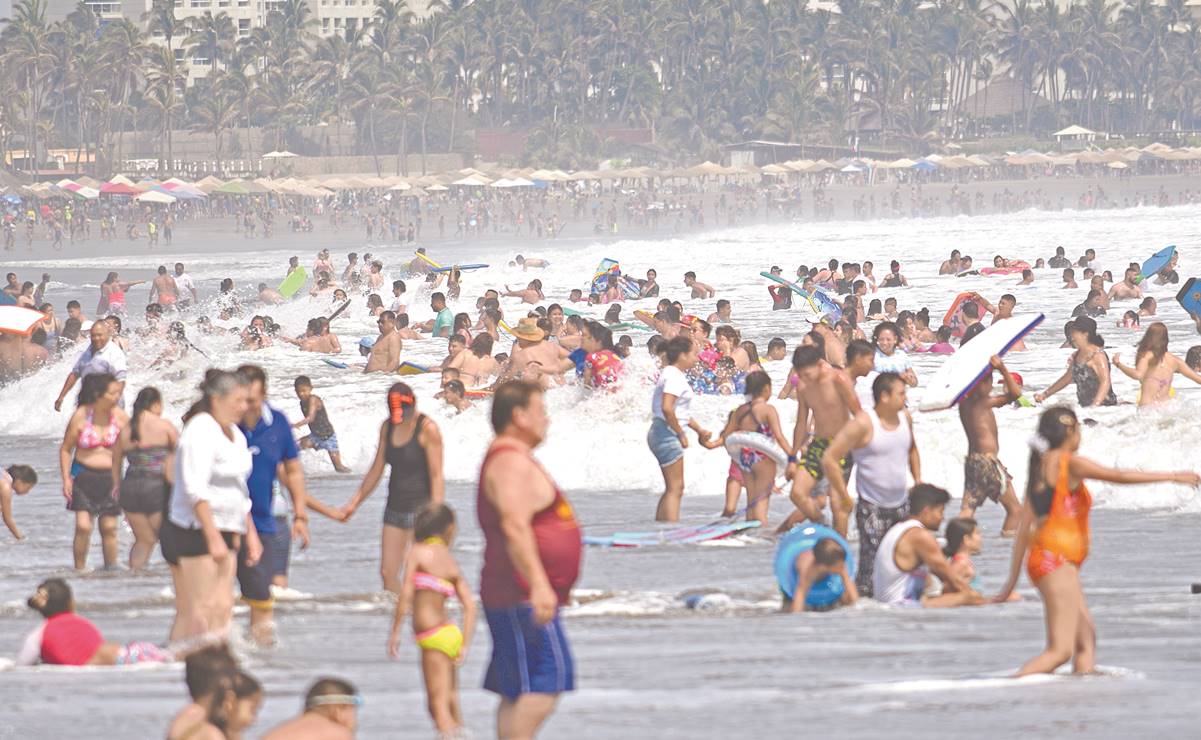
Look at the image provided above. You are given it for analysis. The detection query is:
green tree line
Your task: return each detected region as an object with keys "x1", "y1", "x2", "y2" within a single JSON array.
[{"x1": 3, "y1": 0, "x2": 1200, "y2": 175}]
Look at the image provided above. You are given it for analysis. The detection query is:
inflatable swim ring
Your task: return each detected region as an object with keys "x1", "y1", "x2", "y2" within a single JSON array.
[
  {"x1": 773, "y1": 524, "x2": 855, "y2": 608},
  {"x1": 723, "y1": 431, "x2": 788, "y2": 468}
]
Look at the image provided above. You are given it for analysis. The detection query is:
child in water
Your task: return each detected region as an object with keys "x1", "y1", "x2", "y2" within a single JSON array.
[
  {"x1": 388, "y1": 505, "x2": 477, "y2": 737},
  {"x1": 441, "y1": 379, "x2": 472, "y2": 412},
  {"x1": 941, "y1": 518, "x2": 1020, "y2": 601}
]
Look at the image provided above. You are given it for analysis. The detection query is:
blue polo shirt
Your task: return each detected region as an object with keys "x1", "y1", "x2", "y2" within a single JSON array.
[{"x1": 240, "y1": 405, "x2": 299, "y2": 535}]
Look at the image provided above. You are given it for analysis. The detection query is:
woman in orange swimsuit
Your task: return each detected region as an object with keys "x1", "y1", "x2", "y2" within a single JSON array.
[{"x1": 996, "y1": 407, "x2": 1198, "y2": 675}]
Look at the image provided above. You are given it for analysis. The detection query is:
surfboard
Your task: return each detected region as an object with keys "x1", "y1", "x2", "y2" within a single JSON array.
[
  {"x1": 919, "y1": 313, "x2": 1044, "y2": 411},
  {"x1": 942, "y1": 292, "x2": 989, "y2": 338},
  {"x1": 562, "y1": 307, "x2": 585, "y2": 317},
  {"x1": 429, "y1": 263, "x2": 489, "y2": 273},
  {"x1": 1137, "y1": 245, "x2": 1175, "y2": 284},
  {"x1": 397, "y1": 361, "x2": 429, "y2": 376},
  {"x1": 759, "y1": 272, "x2": 821, "y2": 314},
  {"x1": 584, "y1": 520, "x2": 760, "y2": 548},
  {"x1": 321, "y1": 358, "x2": 349, "y2": 369},
  {"x1": 328, "y1": 299, "x2": 352, "y2": 321},
  {"x1": 415, "y1": 251, "x2": 441, "y2": 269},
  {"x1": 1175, "y1": 276, "x2": 1201, "y2": 317},
  {"x1": 464, "y1": 388, "x2": 493, "y2": 399},
  {"x1": 277, "y1": 267, "x2": 307, "y2": 299}
]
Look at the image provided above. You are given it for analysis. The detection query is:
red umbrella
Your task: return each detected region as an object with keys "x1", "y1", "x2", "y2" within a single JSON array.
[{"x1": 0, "y1": 305, "x2": 48, "y2": 336}]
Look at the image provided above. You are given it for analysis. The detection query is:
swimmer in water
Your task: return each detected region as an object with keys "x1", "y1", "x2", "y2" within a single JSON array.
[
  {"x1": 503, "y1": 280, "x2": 545, "y2": 304},
  {"x1": 1, "y1": 464, "x2": 37, "y2": 540},
  {"x1": 515, "y1": 254, "x2": 548, "y2": 270},
  {"x1": 364, "y1": 311, "x2": 403, "y2": 373},
  {"x1": 939, "y1": 250, "x2": 962, "y2": 275},
  {"x1": 1107, "y1": 266, "x2": 1143, "y2": 302},
  {"x1": 683, "y1": 271, "x2": 715, "y2": 299},
  {"x1": 1113, "y1": 321, "x2": 1201, "y2": 405},
  {"x1": 707, "y1": 299, "x2": 732, "y2": 324},
  {"x1": 441, "y1": 379, "x2": 473, "y2": 412},
  {"x1": 387, "y1": 504, "x2": 477, "y2": 737}
]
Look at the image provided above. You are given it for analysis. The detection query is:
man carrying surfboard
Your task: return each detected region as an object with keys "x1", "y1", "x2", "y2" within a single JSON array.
[{"x1": 958, "y1": 355, "x2": 1022, "y2": 535}]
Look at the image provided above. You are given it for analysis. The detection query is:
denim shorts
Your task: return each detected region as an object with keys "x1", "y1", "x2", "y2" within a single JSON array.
[
  {"x1": 647, "y1": 417, "x2": 685, "y2": 468},
  {"x1": 302, "y1": 432, "x2": 339, "y2": 453}
]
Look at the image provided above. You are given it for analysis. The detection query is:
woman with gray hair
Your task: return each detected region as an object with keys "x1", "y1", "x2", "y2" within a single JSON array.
[{"x1": 161, "y1": 369, "x2": 262, "y2": 643}]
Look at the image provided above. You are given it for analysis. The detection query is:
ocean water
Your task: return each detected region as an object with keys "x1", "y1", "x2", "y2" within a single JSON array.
[{"x1": 1, "y1": 205, "x2": 1200, "y2": 738}]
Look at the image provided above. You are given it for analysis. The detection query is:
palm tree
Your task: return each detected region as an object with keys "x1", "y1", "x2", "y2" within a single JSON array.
[
  {"x1": 185, "y1": 11, "x2": 237, "y2": 72},
  {"x1": 144, "y1": 43, "x2": 183, "y2": 172},
  {"x1": 192, "y1": 72, "x2": 239, "y2": 173},
  {"x1": 0, "y1": 0, "x2": 55, "y2": 180}
]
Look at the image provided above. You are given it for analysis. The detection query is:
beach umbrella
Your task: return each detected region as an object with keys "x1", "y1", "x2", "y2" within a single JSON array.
[
  {"x1": 1107, "y1": 161, "x2": 1128, "y2": 169},
  {"x1": 136, "y1": 190, "x2": 177, "y2": 204},
  {"x1": 911, "y1": 161, "x2": 938, "y2": 172},
  {"x1": 262, "y1": 150, "x2": 299, "y2": 159},
  {"x1": 100, "y1": 182, "x2": 143, "y2": 195},
  {"x1": 0, "y1": 305, "x2": 48, "y2": 336},
  {"x1": 426, "y1": 184, "x2": 449, "y2": 191},
  {"x1": 388, "y1": 181, "x2": 412, "y2": 191},
  {"x1": 213, "y1": 180, "x2": 250, "y2": 195}
]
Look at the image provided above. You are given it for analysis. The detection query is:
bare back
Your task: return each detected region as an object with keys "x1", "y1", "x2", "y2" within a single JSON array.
[{"x1": 798, "y1": 366, "x2": 854, "y2": 438}]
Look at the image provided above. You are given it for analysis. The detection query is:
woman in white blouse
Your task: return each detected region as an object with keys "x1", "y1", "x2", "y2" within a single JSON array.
[{"x1": 161, "y1": 369, "x2": 262, "y2": 642}]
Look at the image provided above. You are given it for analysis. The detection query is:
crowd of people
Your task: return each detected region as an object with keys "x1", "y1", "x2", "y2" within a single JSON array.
[{"x1": 4, "y1": 233, "x2": 1201, "y2": 737}]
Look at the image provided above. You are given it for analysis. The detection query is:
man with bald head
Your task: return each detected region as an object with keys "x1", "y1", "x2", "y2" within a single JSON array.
[{"x1": 54, "y1": 320, "x2": 127, "y2": 411}]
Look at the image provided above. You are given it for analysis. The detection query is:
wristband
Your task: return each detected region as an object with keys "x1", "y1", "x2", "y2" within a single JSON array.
[{"x1": 787, "y1": 455, "x2": 799, "y2": 464}]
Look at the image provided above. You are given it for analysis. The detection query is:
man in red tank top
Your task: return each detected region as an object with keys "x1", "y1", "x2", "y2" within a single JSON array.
[{"x1": 478, "y1": 380, "x2": 582, "y2": 738}]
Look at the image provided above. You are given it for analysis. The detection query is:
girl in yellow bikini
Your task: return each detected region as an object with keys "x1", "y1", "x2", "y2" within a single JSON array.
[
  {"x1": 388, "y1": 504, "x2": 477, "y2": 736},
  {"x1": 996, "y1": 407, "x2": 1197, "y2": 676}
]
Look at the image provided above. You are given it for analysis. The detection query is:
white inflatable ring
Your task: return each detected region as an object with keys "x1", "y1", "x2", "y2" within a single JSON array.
[{"x1": 723, "y1": 431, "x2": 789, "y2": 468}]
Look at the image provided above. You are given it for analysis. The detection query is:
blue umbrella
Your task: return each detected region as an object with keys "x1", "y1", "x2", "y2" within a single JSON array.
[{"x1": 911, "y1": 161, "x2": 938, "y2": 172}]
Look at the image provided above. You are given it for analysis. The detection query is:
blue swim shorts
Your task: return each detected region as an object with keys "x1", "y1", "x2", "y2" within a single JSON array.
[{"x1": 484, "y1": 605, "x2": 575, "y2": 699}]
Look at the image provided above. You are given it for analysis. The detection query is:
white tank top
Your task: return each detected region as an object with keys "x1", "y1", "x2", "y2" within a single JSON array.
[
  {"x1": 873, "y1": 519, "x2": 928, "y2": 605},
  {"x1": 854, "y1": 409, "x2": 911, "y2": 508}
]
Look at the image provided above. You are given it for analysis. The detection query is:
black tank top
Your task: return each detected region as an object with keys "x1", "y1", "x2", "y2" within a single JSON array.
[
  {"x1": 385, "y1": 415, "x2": 431, "y2": 514},
  {"x1": 300, "y1": 397, "x2": 336, "y2": 438}
]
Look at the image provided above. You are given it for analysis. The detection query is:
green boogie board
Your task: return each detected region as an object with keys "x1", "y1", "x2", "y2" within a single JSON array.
[{"x1": 278, "y1": 267, "x2": 308, "y2": 299}]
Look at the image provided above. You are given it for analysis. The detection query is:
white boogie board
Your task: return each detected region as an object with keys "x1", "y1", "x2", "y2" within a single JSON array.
[{"x1": 918, "y1": 314, "x2": 1044, "y2": 411}]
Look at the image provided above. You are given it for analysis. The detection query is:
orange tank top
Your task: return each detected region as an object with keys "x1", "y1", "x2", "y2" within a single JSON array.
[{"x1": 1031, "y1": 453, "x2": 1092, "y2": 565}]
